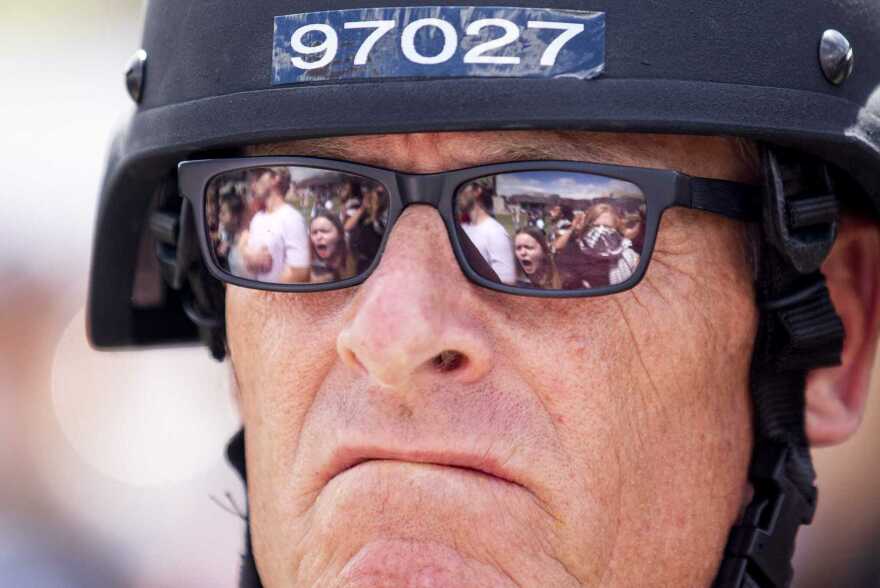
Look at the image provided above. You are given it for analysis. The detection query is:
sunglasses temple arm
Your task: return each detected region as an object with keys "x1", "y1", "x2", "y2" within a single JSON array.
[{"x1": 686, "y1": 177, "x2": 762, "y2": 222}]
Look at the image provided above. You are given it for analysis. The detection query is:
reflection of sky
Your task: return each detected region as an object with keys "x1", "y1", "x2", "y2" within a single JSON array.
[
  {"x1": 290, "y1": 168, "x2": 335, "y2": 183},
  {"x1": 497, "y1": 171, "x2": 642, "y2": 201}
]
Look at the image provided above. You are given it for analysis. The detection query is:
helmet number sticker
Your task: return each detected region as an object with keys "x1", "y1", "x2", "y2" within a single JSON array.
[{"x1": 272, "y1": 6, "x2": 605, "y2": 85}]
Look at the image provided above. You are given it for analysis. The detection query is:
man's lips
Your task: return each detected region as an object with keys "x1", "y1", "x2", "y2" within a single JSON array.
[{"x1": 323, "y1": 447, "x2": 525, "y2": 490}]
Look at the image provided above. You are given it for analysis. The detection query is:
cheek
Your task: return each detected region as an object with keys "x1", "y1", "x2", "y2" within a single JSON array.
[
  {"x1": 226, "y1": 285, "x2": 354, "y2": 497},
  {"x1": 227, "y1": 285, "x2": 353, "y2": 417},
  {"x1": 605, "y1": 219, "x2": 756, "y2": 583},
  {"x1": 487, "y1": 217, "x2": 757, "y2": 584}
]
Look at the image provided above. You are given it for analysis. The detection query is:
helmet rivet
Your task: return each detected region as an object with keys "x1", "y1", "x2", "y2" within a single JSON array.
[
  {"x1": 125, "y1": 49, "x2": 148, "y2": 103},
  {"x1": 819, "y1": 30, "x2": 853, "y2": 86}
]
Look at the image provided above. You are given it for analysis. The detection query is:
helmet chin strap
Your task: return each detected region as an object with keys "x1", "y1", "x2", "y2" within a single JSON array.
[
  {"x1": 224, "y1": 147, "x2": 846, "y2": 588},
  {"x1": 226, "y1": 431, "x2": 263, "y2": 588},
  {"x1": 714, "y1": 147, "x2": 844, "y2": 588}
]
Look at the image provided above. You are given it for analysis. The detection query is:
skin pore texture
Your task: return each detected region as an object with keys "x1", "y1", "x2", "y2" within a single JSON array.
[{"x1": 228, "y1": 131, "x2": 763, "y2": 587}]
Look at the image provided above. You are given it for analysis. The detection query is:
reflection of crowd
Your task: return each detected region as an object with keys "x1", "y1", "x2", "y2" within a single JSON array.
[
  {"x1": 210, "y1": 167, "x2": 388, "y2": 285},
  {"x1": 208, "y1": 167, "x2": 644, "y2": 290},
  {"x1": 457, "y1": 183, "x2": 645, "y2": 290}
]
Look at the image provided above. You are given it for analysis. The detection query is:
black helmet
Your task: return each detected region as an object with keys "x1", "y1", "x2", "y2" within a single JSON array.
[
  {"x1": 88, "y1": 0, "x2": 880, "y2": 349},
  {"x1": 87, "y1": 2, "x2": 880, "y2": 587}
]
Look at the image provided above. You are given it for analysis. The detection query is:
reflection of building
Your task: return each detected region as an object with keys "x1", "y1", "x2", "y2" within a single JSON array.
[
  {"x1": 296, "y1": 172, "x2": 349, "y2": 196},
  {"x1": 492, "y1": 194, "x2": 506, "y2": 214},
  {"x1": 506, "y1": 192, "x2": 560, "y2": 205},
  {"x1": 290, "y1": 172, "x2": 352, "y2": 216},
  {"x1": 505, "y1": 191, "x2": 642, "y2": 210},
  {"x1": 503, "y1": 190, "x2": 645, "y2": 229}
]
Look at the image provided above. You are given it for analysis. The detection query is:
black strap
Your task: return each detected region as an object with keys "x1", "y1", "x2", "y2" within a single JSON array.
[
  {"x1": 690, "y1": 177, "x2": 762, "y2": 222},
  {"x1": 151, "y1": 195, "x2": 228, "y2": 360},
  {"x1": 226, "y1": 431, "x2": 264, "y2": 588},
  {"x1": 713, "y1": 147, "x2": 844, "y2": 588}
]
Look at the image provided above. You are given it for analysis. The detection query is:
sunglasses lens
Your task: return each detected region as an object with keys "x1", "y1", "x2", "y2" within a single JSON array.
[
  {"x1": 454, "y1": 171, "x2": 647, "y2": 291},
  {"x1": 205, "y1": 166, "x2": 389, "y2": 285}
]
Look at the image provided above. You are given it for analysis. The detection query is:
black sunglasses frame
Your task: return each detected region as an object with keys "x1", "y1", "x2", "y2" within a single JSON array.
[{"x1": 178, "y1": 156, "x2": 759, "y2": 298}]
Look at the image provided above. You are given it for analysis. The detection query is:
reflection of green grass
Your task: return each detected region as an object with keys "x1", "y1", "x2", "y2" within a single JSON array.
[{"x1": 496, "y1": 212, "x2": 518, "y2": 236}]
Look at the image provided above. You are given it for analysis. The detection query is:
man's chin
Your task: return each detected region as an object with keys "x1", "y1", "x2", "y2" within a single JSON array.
[
  {"x1": 333, "y1": 539, "x2": 518, "y2": 588},
  {"x1": 297, "y1": 460, "x2": 543, "y2": 585}
]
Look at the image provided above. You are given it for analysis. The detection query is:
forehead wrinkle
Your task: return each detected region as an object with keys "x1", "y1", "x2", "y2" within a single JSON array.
[{"x1": 246, "y1": 130, "x2": 636, "y2": 171}]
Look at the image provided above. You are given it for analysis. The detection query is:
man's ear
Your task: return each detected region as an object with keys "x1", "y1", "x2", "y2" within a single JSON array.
[{"x1": 806, "y1": 215, "x2": 880, "y2": 446}]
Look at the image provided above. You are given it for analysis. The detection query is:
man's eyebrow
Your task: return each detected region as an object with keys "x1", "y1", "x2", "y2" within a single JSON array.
[
  {"x1": 247, "y1": 131, "x2": 628, "y2": 167},
  {"x1": 479, "y1": 137, "x2": 608, "y2": 162},
  {"x1": 249, "y1": 137, "x2": 360, "y2": 160}
]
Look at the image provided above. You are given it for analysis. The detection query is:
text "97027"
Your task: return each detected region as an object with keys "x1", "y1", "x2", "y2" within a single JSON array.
[{"x1": 288, "y1": 17, "x2": 585, "y2": 70}]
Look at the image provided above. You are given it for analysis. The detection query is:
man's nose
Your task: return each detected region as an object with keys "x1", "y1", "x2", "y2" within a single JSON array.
[{"x1": 336, "y1": 206, "x2": 493, "y2": 389}]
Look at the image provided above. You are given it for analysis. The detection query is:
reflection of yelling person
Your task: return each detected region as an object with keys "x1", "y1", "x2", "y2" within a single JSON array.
[
  {"x1": 457, "y1": 182, "x2": 517, "y2": 285},
  {"x1": 514, "y1": 227, "x2": 561, "y2": 289},
  {"x1": 310, "y1": 210, "x2": 356, "y2": 282}
]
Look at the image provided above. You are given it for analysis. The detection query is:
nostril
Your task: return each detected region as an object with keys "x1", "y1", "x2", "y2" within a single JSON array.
[
  {"x1": 340, "y1": 347, "x2": 367, "y2": 374},
  {"x1": 432, "y1": 350, "x2": 465, "y2": 372}
]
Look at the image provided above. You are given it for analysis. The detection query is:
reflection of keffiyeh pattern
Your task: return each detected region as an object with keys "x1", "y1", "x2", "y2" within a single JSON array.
[
  {"x1": 578, "y1": 225, "x2": 626, "y2": 258},
  {"x1": 610, "y1": 246, "x2": 640, "y2": 285}
]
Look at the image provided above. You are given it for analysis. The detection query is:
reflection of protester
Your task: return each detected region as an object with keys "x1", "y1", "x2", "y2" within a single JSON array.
[
  {"x1": 206, "y1": 184, "x2": 221, "y2": 251},
  {"x1": 457, "y1": 181, "x2": 516, "y2": 285},
  {"x1": 547, "y1": 204, "x2": 574, "y2": 253},
  {"x1": 309, "y1": 210, "x2": 356, "y2": 283},
  {"x1": 514, "y1": 227, "x2": 562, "y2": 289},
  {"x1": 621, "y1": 211, "x2": 645, "y2": 253},
  {"x1": 337, "y1": 180, "x2": 362, "y2": 225},
  {"x1": 217, "y1": 191, "x2": 252, "y2": 278},
  {"x1": 241, "y1": 167, "x2": 310, "y2": 283},
  {"x1": 557, "y1": 203, "x2": 640, "y2": 289},
  {"x1": 345, "y1": 181, "x2": 387, "y2": 273}
]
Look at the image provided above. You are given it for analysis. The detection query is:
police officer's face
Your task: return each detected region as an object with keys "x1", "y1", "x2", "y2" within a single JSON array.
[{"x1": 227, "y1": 131, "x2": 759, "y2": 587}]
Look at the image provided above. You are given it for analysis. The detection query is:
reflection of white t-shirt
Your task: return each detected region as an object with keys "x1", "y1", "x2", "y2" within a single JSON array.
[
  {"x1": 461, "y1": 217, "x2": 516, "y2": 285},
  {"x1": 248, "y1": 204, "x2": 309, "y2": 283}
]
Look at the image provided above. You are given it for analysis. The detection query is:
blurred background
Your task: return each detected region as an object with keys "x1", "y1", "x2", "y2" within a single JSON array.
[{"x1": 0, "y1": 1, "x2": 877, "y2": 587}]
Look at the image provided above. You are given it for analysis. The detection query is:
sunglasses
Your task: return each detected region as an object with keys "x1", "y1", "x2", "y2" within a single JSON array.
[{"x1": 178, "y1": 157, "x2": 759, "y2": 298}]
